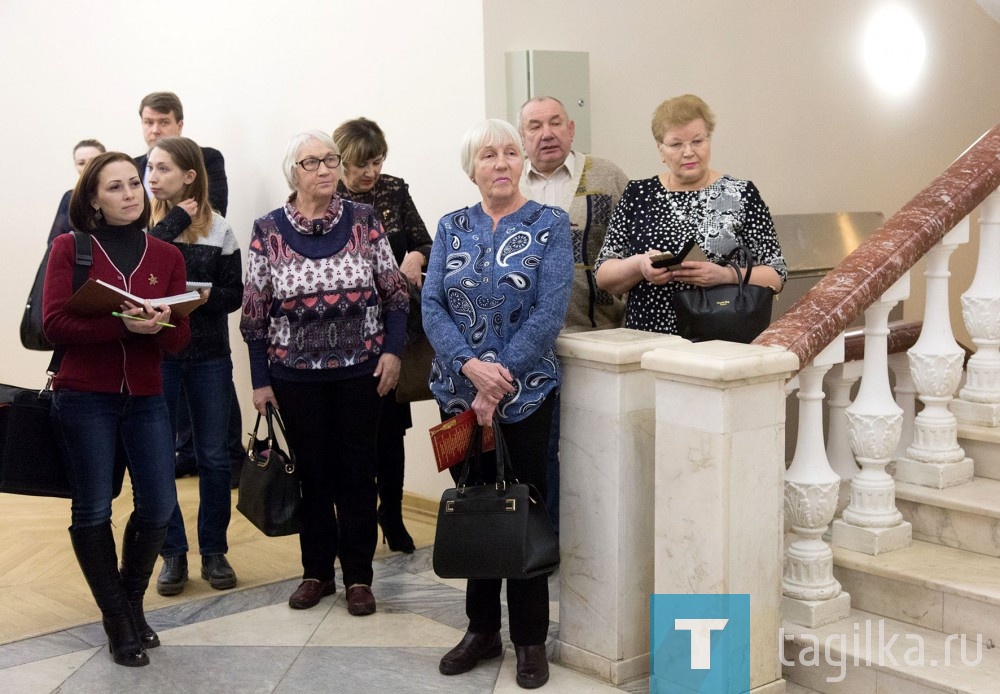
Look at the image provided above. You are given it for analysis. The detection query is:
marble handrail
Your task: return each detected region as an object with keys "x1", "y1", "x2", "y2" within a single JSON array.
[
  {"x1": 842, "y1": 320, "x2": 922, "y2": 362},
  {"x1": 755, "y1": 122, "x2": 1000, "y2": 370}
]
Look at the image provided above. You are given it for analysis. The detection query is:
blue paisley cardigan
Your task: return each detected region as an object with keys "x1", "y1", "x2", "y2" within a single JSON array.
[{"x1": 423, "y1": 200, "x2": 572, "y2": 424}]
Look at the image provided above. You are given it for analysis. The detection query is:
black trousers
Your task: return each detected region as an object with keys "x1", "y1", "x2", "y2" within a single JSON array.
[
  {"x1": 376, "y1": 392, "x2": 412, "y2": 515},
  {"x1": 446, "y1": 395, "x2": 554, "y2": 646},
  {"x1": 272, "y1": 375, "x2": 381, "y2": 587}
]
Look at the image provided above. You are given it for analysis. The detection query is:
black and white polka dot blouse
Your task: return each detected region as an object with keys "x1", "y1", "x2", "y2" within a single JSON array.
[{"x1": 595, "y1": 174, "x2": 787, "y2": 334}]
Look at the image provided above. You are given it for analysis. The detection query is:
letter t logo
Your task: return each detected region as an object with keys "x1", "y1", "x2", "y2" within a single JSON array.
[{"x1": 674, "y1": 619, "x2": 729, "y2": 669}]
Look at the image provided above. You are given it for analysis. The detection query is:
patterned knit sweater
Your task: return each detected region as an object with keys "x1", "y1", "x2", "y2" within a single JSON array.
[
  {"x1": 522, "y1": 152, "x2": 629, "y2": 331},
  {"x1": 241, "y1": 196, "x2": 409, "y2": 388}
]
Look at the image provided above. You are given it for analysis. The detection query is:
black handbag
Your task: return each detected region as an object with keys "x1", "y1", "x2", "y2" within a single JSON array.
[
  {"x1": 237, "y1": 403, "x2": 301, "y2": 537},
  {"x1": 432, "y1": 422, "x2": 560, "y2": 580},
  {"x1": 21, "y1": 245, "x2": 54, "y2": 351},
  {"x1": 395, "y1": 277, "x2": 434, "y2": 403},
  {"x1": 2, "y1": 231, "x2": 125, "y2": 499},
  {"x1": 672, "y1": 245, "x2": 775, "y2": 343},
  {"x1": 0, "y1": 380, "x2": 127, "y2": 499},
  {"x1": 0, "y1": 380, "x2": 68, "y2": 497}
]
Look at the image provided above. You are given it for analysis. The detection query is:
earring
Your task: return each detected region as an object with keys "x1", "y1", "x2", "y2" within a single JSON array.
[{"x1": 94, "y1": 207, "x2": 103, "y2": 222}]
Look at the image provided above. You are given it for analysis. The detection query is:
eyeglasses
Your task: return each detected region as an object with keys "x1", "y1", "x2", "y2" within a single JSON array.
[
  {"x1": 662, "y1": 136, "x2": 711, "y2": 153},
  {"x1": 296, "y1": 154, "x2": 342, "y2": 171}
]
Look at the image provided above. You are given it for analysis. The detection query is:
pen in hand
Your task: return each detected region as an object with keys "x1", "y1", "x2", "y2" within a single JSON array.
[{"x1": 112, "y1": 311, "x2": 175, "y2": 328}]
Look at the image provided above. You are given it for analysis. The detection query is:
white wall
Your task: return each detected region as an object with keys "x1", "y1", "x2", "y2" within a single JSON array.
[
  {"x1": 484, "y1": 0, "x2": 1000, "y2": 340},
  {"x1": 0, "y1": 0, "x2": 485, "y2": 503}
]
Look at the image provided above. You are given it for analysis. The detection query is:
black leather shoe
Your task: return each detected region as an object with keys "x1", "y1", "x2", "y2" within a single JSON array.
[
  {"x1": 288, "y1": 579, "x2": 337, "y2": 610},
  {"x1": 156, "y1": 555, "x2": 188, "y2": 596},
  {"x1": 439, "y1": 631, "x2": 503, "y2": 675},
  {"x1": 514, "y1": 644, "x2": 549, "y2": 689},
  {"x1": 201, "y1": 554, "x2": 237, "y2": 590}
]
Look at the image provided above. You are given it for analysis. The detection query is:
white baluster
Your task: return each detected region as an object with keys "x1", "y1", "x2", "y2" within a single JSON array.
[
  {"x1": 833, "y1": 274, "x2": 912, "y2": 554},
  {"x1": 783, "y1": 336, "x2": 851, "y2": 627},
  {"x1": 888, "y1": 353, "x2": 917, "y2": 460},
  {"x1": 825, "y1": 363, "x2": 862, "y2": 484},
  {"x1": 894, "y1": 220, "x2": 974, "y2": 488},
  {"x1": 825, "y1": 363, "x2": 862, "y2": 519},
  {"x1": 953, "y1": 190, "x2": 1000, "y2": 426}
]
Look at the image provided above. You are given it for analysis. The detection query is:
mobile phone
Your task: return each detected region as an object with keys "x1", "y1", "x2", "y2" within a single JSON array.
[{"x1": 650, "y1": 238, "x2": 704, "y2": 268}]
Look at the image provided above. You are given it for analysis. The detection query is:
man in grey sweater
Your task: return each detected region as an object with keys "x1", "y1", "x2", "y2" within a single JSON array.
[{"x1": 518, "y1": 96, "x2": 630, "y2": 532}]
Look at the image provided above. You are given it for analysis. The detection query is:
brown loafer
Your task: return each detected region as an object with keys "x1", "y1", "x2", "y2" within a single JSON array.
[
  {"x1": 288, "y1": 579, "x2": 336, "y2": 610},
  {"x1": 345, "y1": 584, "x2": 377, "y2": 616},
  {"x1": 439, "y1": 631, "x2": 503, "y2": 675},
  {"x1": 515, "y1": 644, "x2": 549, "y2": 689}
]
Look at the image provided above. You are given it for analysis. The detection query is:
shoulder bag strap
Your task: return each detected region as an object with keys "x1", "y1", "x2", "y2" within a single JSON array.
[
  {"x1": 455, "y1": 424, "x2": 484, "y2": 490},
  {"x1": 491, "y1": 419, "x2": 517, "y2": 487},
  {"x1": 47, "y1": 231, "x2": 94, "y2": 375}
]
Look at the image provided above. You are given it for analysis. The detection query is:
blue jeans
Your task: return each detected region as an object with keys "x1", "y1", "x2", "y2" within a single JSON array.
[
  {"x1": 160, "y1": 356, "x2": 234, "y2": 557},
  {"x1": 51, "y1": 390, "x2": 176, "y2": 530}
]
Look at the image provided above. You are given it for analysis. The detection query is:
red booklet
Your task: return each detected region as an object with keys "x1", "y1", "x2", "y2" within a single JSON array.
[{"x1": 429, "y1": 409, "x2": 495, "y2": 472}]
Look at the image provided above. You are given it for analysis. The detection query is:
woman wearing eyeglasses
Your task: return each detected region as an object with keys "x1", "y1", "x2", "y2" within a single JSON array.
[
  {"x1": 240, "y1": 130, "x2": 409, "y2": 616},
  {"x1": 594, "y1": 94, "x2": 786, "y2": 334}
]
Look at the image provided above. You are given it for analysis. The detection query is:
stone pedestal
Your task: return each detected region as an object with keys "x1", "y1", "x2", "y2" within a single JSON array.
[
  {"x1": 553, "y1": 329, "x2": 684, "y2": 685},
  {"x1": 642, "y1": 340, "x2": 798, "y2": 693}
]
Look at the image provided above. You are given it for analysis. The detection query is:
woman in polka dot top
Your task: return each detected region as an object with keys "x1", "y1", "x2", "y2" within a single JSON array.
[{"x1": 594, "y1": 94, "x2": 786, "y2": 335}]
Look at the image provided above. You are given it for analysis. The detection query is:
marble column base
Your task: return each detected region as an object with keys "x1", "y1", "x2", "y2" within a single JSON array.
[
  {"x1": 893, "y1": 456, "x2": 974, "y2": 489},
  {"x1": 831, "y1": 518, "x2": 912, "y2": 555},
  {"x1": 951, "y1": 398, "x2": 1000, "y2": 427},
  {"x1": 553, "y1": 640, "x2": 648, "y2": 686},
  {"x1": 782, "y1": 592, "x2": 851, "y2": 629}
]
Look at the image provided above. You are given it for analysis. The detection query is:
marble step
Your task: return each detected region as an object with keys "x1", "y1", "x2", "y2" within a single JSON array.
[
  {"x1": 833, "y1": 539, "x2": 1000, "y2": 645},
  {"x1": 894, "y1": 477, "x2": 1000, "y2": 558},
  {"x1": 782, "y1": 608, "x2": 1000, "y2": 693},
  {"x1": 958, "y1": 423, "x2": 1000, "y2": 481}
]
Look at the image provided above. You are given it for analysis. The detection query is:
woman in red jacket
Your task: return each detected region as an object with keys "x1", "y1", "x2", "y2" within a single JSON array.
[{"x1": 42, "y1": 152, "x2": 191, "y2": 667}]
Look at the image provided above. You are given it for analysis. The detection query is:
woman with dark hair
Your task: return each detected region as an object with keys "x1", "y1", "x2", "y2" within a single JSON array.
[
  {"x1": 145, "y1": 136, "x2": 243, "y2": 596},
  {"x1": 42, "y1": 152, "x2": 190, "y2": 667},
  {"x1": 241, "y1": 130, "x2": 409, "y2": 616},
  {"x1": 47, "y1": 139, "x2": 106, "y2": 242},
  {"x1": 332, "y1": 117, "x2": 432, "y2": 553}
]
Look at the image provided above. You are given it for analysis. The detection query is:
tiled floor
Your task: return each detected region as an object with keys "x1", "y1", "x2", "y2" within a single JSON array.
[{"x1": 0, "y1": 547, "x2": 649, "y2": 693}]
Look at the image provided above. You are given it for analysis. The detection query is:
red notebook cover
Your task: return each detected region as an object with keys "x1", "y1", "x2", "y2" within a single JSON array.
[{"x1": 429, "y1": 409, "x2": 495, "y2": 472}]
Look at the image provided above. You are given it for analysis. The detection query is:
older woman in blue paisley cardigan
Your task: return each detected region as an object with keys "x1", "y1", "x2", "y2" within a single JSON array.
[
  {"x1": 423, "y1": 119, "x2": 572, "y2": 689},
  {"x1": 240, "y1": 130, "x2": 409, "y2": 617}
]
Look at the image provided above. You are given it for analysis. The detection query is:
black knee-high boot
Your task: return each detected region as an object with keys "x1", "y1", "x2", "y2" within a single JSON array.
[
  {"x1": 120, "y1": 516, "x2": 167, "y2": 649},
  {"x1": 69, "y1": 524, "x2": 148, "y2": 667},
  {"x1": 376, "y1": 409, "x2": 414, "y2": 554}
]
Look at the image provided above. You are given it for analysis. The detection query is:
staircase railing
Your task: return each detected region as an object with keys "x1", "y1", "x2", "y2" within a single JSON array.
[{"x1": 760, "y1": 122, "x2": 1000, "y2": 633}]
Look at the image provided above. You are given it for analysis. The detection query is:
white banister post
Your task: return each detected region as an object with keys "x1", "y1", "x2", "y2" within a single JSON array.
[
  {"x1": 553, "y1": 328, "x2": 684, "y2": 685},
  {"x1": 888, "y1": 353, "x2": 917, "y2": 460},
  {"x1": 783, "y1": 335, "x2": 852, "y2": 627},
  {"x1": 953, "y1": 190, "x2": 1000, "y2": 426},
  {"x1": 894, "y1": 220, "x2": 974, "y2": 488},
  {"x1": 833, "y1": 274, "x2": 913, "y2": 554},
  {"x1": 642, "y1": 340, "x2": 797, "y2": 693},
  {"x1": 824, "y1": 363, "x2": 862, "y2": 515}
]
